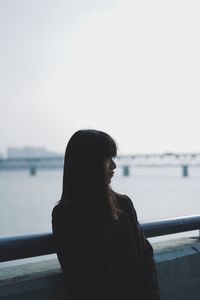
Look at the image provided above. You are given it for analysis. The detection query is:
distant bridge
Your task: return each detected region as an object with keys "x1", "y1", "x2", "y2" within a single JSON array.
[
  {"x1": 117, "y1": 152, "x2": 200, "y2": 177},
  {"x1": 1, "y1": 153, "x2": 200, "y2": 177},
  {"x1": 0, "y1": 156, "x2": 64, "y2": 176}
]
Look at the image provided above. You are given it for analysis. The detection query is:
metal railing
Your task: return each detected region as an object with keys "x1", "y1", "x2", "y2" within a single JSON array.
[{"x1": 0, "y1": 215, "x2": 200, "y2": 263}]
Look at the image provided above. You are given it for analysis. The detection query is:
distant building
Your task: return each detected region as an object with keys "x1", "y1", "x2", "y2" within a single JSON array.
[{"x1": 7, "y1": 147, "x2": 61, "y2": 159}]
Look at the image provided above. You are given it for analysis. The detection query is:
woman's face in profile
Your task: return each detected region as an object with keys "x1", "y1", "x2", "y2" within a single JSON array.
[{"x1": 104, "y1": 158, "x2": 116, "y2": 184}]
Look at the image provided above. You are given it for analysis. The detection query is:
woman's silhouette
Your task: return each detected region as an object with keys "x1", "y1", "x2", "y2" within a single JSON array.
[{"x1": 52, "y1": 129, "x2": 160, "y2": 300}]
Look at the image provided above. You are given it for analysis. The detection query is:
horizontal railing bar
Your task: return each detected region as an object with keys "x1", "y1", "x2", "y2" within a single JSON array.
[
  {"x1": 0, "y1": 233, "x2": 54, "y2": 263},
  {"x1": 0, "y1": 215, "x2": 200, "y2": 263},
  {"x1": 142, "y1": 215, "x2": 200, "y2": 237}
]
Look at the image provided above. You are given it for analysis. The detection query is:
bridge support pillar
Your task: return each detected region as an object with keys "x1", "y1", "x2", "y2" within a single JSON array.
[
  {"x1": 30, "y1": 166, "x2": 36, "y2": 176},
  {"x1": 122, "y1": 165, "x2": 130, "y2": 176},
  {"x1": 182, "y1": 165, "x2": 188, "y2": 177}
]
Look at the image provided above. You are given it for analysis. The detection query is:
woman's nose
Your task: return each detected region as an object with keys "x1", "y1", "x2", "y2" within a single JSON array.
[{"x1": 111, "y1": 159, "x2": 116, "y2": 170}]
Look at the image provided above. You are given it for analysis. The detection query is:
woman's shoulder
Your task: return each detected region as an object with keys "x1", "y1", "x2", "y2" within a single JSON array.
[
  {"x1": 114, "y1": 193, "x2": 137, "y2": 219},
  {"x1": 52, "y1": 201, "x2": 74, "y2": 222},
  {"x1": 115, "y1": 193, "x2": 133, "y2": 207}
]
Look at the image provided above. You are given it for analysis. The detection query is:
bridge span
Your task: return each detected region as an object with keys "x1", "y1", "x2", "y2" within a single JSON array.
[{"x1": 1, "y1": 153, "x2": 200, "y2": 177}]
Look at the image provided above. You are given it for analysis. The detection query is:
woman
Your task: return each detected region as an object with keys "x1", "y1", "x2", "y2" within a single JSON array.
[{"x1": 52, "y1": 129, "x2": 160, "y2": 300}]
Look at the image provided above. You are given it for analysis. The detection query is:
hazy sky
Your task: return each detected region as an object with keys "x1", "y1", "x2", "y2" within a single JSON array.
[{"x1": 1, "y1": 0, "x2": 200, "y2": 156}]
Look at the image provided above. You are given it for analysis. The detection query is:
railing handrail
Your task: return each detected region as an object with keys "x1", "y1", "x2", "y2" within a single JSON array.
[{"x1": 0, "y1": 215, "x2": 200, "y2": 263}]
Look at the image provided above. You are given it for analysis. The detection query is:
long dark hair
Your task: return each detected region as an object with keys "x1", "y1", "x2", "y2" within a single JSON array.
[{"x1": 59, "y1": 129, "x2": 123, "y2": 224}]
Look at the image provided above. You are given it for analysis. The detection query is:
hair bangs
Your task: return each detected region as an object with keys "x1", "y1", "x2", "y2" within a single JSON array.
[{"x1": 106, "y1": 135, "x2": 117, "y2": 158}]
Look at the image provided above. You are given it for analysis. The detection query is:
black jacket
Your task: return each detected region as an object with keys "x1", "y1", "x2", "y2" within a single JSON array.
[{"x1": 52, "y1": 195, "x2": 161, "y2": 300}]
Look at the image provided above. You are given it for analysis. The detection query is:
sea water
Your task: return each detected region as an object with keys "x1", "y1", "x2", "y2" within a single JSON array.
[
  {"x1": 1, "y1": 167, "x2": 200, "y2": 267},
  {"x1": 0, "y1": 167, "x2": 200, "y2": 238}
]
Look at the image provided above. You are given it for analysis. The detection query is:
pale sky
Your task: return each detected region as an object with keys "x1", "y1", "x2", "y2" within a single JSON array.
[{"x1": 1, "y1": 0, "x2": 200, "y2": 156}]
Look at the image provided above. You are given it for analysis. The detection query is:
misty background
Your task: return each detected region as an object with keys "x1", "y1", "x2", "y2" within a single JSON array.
[{"x1": 1, "y1": 0, "x2": 200, "y2": 156}]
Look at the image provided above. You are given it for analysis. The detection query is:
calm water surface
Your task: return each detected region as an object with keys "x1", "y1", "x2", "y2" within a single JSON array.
[{"x1": 0, "y1": 167, "x2": 200, "y2": 238}]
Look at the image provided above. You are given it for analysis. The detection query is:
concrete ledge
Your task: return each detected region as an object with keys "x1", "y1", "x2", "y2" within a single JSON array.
[
  {"x1": 0, "y1": 259, "x2": 66, "y2": 300},
  {"x1": 0, "y1": 237, "x2": 200, "y2": 299},
  {"x1": 154, "y1": 237, "x2": 200, "y2": 300}
]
